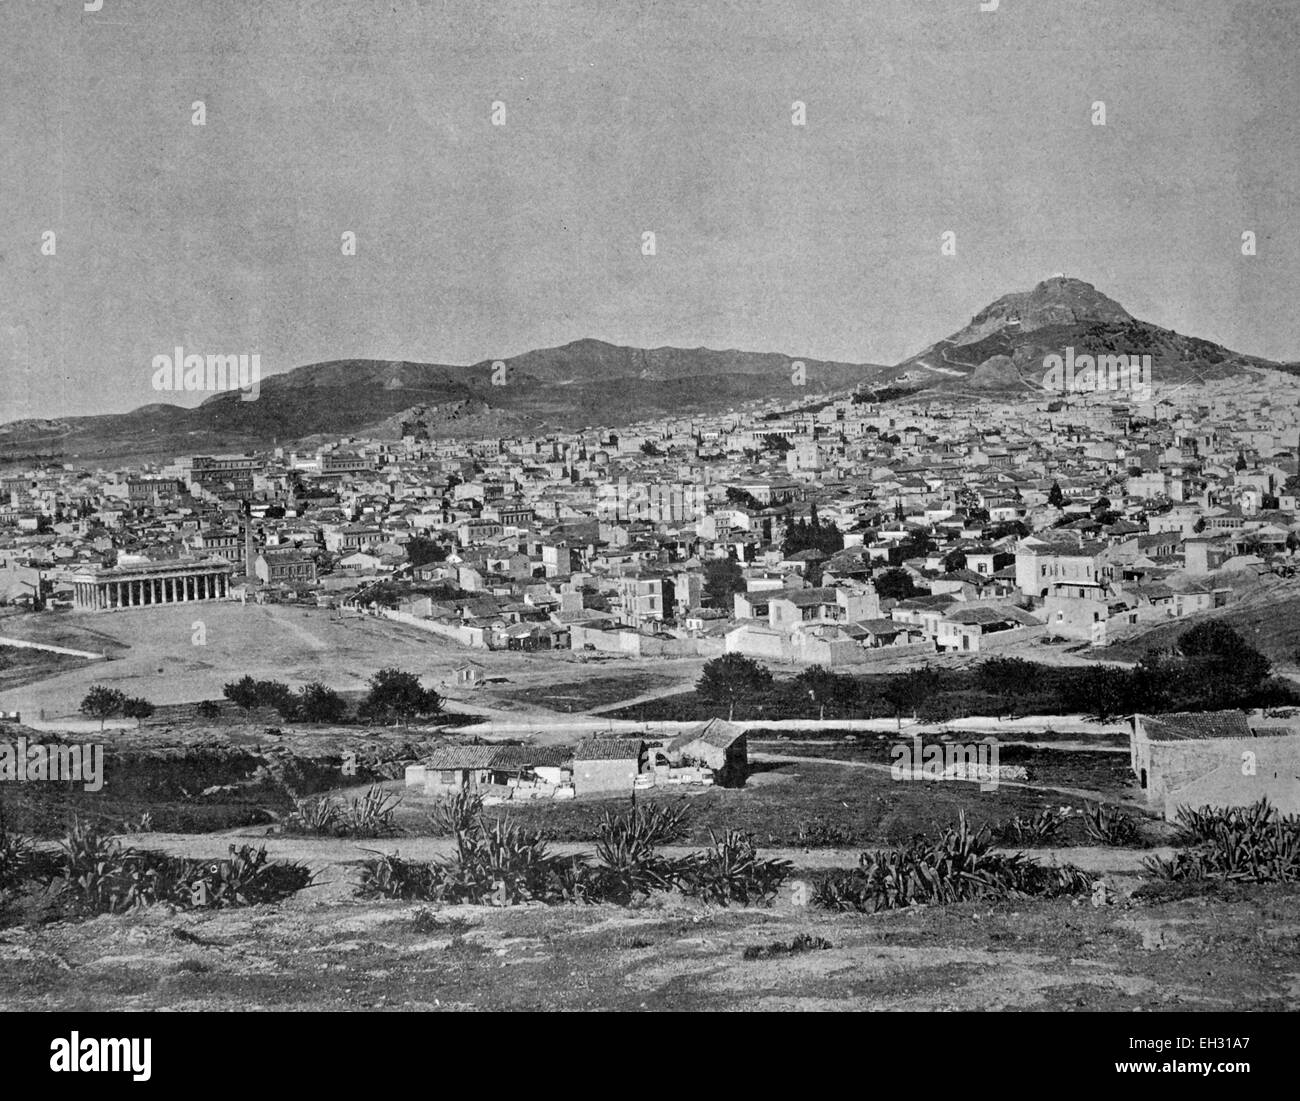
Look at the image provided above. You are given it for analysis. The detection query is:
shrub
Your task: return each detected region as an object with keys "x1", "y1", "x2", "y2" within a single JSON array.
[
  {"x1": 51, "y1": 818, "x2": 312, "y2": 916},
  {"x1": 677, "y1": 830, "x2": 792, "y2": 906},
  {"x1": 358, "y1": 852, "x2": 441, "y2": 901},
  {"x1": 121, "y1": 697, "x2": 155, "y2": 719},
  {"x1": 1082, "y1": 801, "x2": 1141, "y2": 846},
  {"x1": 796, "y1": 818, "x2": 853, "y2": 848},
  {"x1": 0, "y1": 808, "x2": 37, "y2": 894},
  {"x1": 286, "y1": 786, "x2": 402, "y2": 839},
  {"x1": 995, "y1": 807, "x2": 1071, "y2": 846},
  {"x1": 815, "y1": 813, "x2": 1092, "y2": 914},
  {"x1": 1145, "y1": 799, "x2": 1300, "y2": 884},
  {"x1": 588, "y1": 803, "x2": 690, "y2": 904},
  {"x1": 742, "y1": 933, "x2": 832, "y2": 960}
]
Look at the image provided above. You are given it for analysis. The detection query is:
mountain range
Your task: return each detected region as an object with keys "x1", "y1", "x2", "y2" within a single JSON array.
[{"x1": 1, "y1": 277, "x2": 1293, "y2": 464}]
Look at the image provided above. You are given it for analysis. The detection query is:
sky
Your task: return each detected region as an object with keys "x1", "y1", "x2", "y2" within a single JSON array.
[{"x1": 1, "y1": 0, "x2": 1298, "y2": 420}]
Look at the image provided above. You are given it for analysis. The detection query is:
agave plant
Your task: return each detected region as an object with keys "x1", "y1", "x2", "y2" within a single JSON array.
[{"x1": 677, "y1": 830, "x2": 792, "y2": 906}]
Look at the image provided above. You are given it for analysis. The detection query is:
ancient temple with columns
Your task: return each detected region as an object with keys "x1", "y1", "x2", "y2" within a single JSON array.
[{"x1": 66, "y1": 557, "x2": 236, "y2": 611}]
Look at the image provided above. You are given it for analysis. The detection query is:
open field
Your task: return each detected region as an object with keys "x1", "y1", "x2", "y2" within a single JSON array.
[
  {"x1": 0, "y1": 645, "x2": 96, "y2": 695},
  {"x1": 391, "y1": 754, "x2": 1153, "y2": 848},
  {"x1": 2, "y1": 873, "x2": 1296, "y2": 1011},
  {"x1": 0, "y1": 603, "x2": 712, "y2": 722}
]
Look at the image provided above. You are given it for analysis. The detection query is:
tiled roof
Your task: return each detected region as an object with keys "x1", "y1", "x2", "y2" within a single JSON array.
[
  {"x1": 424, "y1": 745, "x2": 502, "y2": 769},
  {"x1": 668, "y1": 718, "x2": 746, "y2": 753},
  {"x1": 1139, "y1": 710, "x2": 1252, "y2": 742},
  {"x1": 574, "y1": 738, "x2": 645, "y2": 761}
]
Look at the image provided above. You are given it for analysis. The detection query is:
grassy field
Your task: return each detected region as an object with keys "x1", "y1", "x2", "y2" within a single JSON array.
[
  {"x1": 425, "y1": 758, "x2": 1153, "y2": 849},
  {"x1": 486, "y1": 673, "x2": 687, "y2": 713},
  {"x1": 0, "y1": 645, "x2": 95, "y2": 695},
  {"x1": 1, "y1": 875, "x2": 1295, "y2": 1010},
  {"x1": 1099, "y1": 588, "x2": 1300, "y2": 668}
]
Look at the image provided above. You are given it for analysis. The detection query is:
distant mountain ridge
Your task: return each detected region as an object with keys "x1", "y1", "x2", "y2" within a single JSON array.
[
  {"x1": 0, "y1": 341, "x2": 891, "y2": 463},
  {"x1": 1, "y1": 277, "x2": 1294, "y2": 463}
]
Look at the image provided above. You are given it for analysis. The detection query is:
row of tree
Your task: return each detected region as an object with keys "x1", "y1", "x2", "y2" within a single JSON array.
[
  {"x1": 689, "y1": 622, "x2": 1289, "y2": 723},
  {"x1": 221, "y1": 668, "x2": 443, "y2": 726}
]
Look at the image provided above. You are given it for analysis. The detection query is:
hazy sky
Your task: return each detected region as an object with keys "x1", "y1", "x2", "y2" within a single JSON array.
[{"x1": 2, "y1": 0, "x2": 1297, "y2": 420}]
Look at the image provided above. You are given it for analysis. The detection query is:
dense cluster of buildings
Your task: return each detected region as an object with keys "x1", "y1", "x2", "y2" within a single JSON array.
[{"x1": 2, "y1": 369, "x2": 1299, "y2": 671}]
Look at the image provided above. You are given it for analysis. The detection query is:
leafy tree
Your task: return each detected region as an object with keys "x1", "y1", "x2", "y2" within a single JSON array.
[
  {"x1": 942, "y1": 550, "x2": 967, "y2": 573},
  {"x1": 79, "y1": 685, "x2": 127, "y2": 730},
  {"x1": 196, "y1": 699, "x2": 223, "y2": 720},
  {"x1": 881, "y1": 666, "x2": 941, "y2": 731},
  {"x1": 793, "y1": 665, "x2": 858, "y2": 718},
  {"x1": 223, "y1": 675, "x2": 261, "y2": 711},
  {"x1": 781, "y1": 504, "x2": 845, "y2": 558},
  {"x1": 1061, "y1": 665, "x2": 1134, "y2": 721},
  {"x1": 121, "y1": 697, "x2": 155, "y2": 720},
  {"x1": 761, "y1": 434, "x2": 793, "y2": 453},
  {"x1": 696, "y1": 655, "x2": 773, "y2": 719},
  {"x1": 296, "y1": 682, "x2": 349, "y2": 724},
  {"x1": 975, "y1": 657, "x2": 1038, "y2": 699},
  {"x1": 362, "y1": 668, "x2": 442, "y2": 725},
  {"x1": 725, "y1": 487, "x2": 764, "y2": 512},
  {"x1": 406, "y1": 536, "x2": 447, "y2": 568},
  {"x1": 702, "y1": 557, "x2": 746, "y2": 610},
  {"x1": 1047, "y1": 481, "x2": 1066, "y2": 508},
  {"x1": 873, "y1": 568, "x2": 916, "y2": 601}
]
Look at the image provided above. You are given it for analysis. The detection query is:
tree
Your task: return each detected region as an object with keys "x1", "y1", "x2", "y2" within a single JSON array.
[
  {"x1": 79, "y1": 685, "x2": 127, "y2": 730},
  {"x1": 725, "y1": 486, "x2": 764, "y2": 512},
  {"x1": 1175, "y1": 621, "x2": 1270, "y2": 692},
  {"x1": 702, "y1": 557, "x2": 746, "y2": 610},
  {"x1": 295, "y1": 682, "x2": 348, "y2": 724},
  {"x1": 363, "y1": 668, "x2": 442, "y2": 726},
  {"x1": 696, "y1": 655, "x2": 773, "y2": 720},
  {"x1": 1047, "y1": 481, "x2": 1066, "y2": 508},
  {"x1": 406, "y1": 536, "x2": 447, "y2": 568},
  {"x1": 793, "y1": 665, "x2": 858, "y2": 719},
  {"x1": 222, "y1": 676, "x2": 296, "y2": 717},
  {"x1": 942, "y1": 550, "x2": 967, "y2": 573},
  {"x1": 881, "y1": 666, "x2": 941, "y2": 732},
  {"x1": 121, "y1": 697, "x2": 155, "y2": 720},
  {"x1": 873, "y1": 568, "x2": 915, "y2": 601},
  {"x1": 223, "y1": 675, "x2": 260, "y2": 711},
  {"x1": 975, "y1": 657, "x2": 1038, "y2": 700}
]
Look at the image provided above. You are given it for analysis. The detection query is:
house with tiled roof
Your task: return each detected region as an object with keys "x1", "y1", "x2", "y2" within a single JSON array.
[
  {"x1": 573, "y1": 738, "x2": 647, "y2": 795},
  {"x1": 1131, "y1": 710, "x2": 1300, "y2": 819},
  {"x1": 665, "y1": 718, "x2": 748, "y2": 785}
]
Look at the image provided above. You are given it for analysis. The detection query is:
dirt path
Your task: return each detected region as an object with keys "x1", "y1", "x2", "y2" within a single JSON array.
[{"x1": 93, "y1": 830, "x2": 1169, "y2": 878}]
